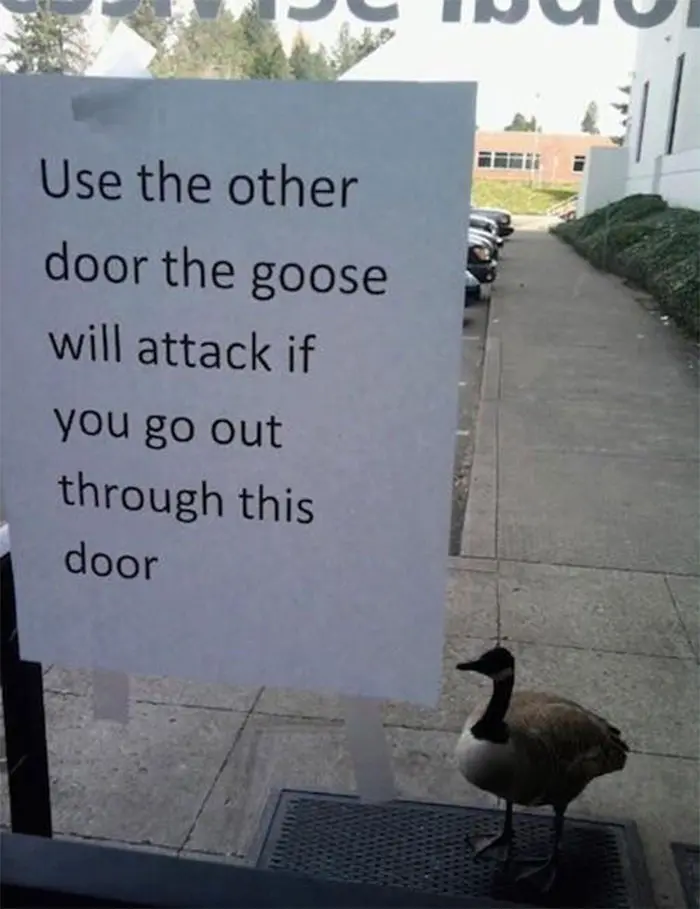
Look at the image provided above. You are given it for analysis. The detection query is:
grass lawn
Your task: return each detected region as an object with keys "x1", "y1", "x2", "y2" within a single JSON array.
[{"x1": 473, "y1": 179, "x2": 578, "y2": 215}]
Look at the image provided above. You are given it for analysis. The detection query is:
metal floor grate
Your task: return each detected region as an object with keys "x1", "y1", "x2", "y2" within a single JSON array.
[
  {"x1": 251, "y1": 790, "x2": 655, "y2": 909},
  {"x1": 672, "y1": 843, "x2": 699, "y2": 909}
]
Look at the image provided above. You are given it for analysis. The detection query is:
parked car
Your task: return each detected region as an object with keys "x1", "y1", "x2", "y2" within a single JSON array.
[
  {"x1": 467, "y1": 231, "x2": 497, "y2": 284},
  {"x1": 470, "y1": 214, "x2": 502, "y2": 244},
  {"x1": 470, "y1": 226, "x2": 500, "y2": 260},
  {"x1": 470, "y1": 215, "x2": 504, "y2": 250},
  {"x1": 464, "y1": 269, "x2": 481, "y2": 304},
  {"x1": 470, "y1": 226, "x2": 500, "y2": 259},
  {"x1": 471, "y1": 206, "x2": 515, "y2": 238}
]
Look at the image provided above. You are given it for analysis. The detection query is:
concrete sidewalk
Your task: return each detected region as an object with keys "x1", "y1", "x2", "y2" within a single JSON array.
[
  {"x1": 1, "y1": 223, "x2": 698, "y2": 907},
  {"x1": 462, "y1": 222, "x2": 699, "y2": 906}
]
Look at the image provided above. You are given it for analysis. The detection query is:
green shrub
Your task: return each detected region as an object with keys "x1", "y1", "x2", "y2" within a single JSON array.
[
  {"x1": 576, "y1": 217, "x2": 667, "y2": 269},
  {"x1": 601, "y1": 193, "x2": 668, "y2": 223},
  {"x1": 554, "y1": 194, "x2": 668, "y2": 244},
  {"x1": 615, "y1": 210, "x2": 699, "y2": 282},
  {"x1": 645, "y1": 250, "x2": 700, "y2": 339},
  {"x1": 551, "y1": 196, "x2": 700, "y2": 340}
]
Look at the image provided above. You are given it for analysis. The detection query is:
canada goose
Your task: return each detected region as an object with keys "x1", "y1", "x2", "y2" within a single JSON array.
[{"x1": 455, "y1": 645, "x2": 629, "y2": 893}]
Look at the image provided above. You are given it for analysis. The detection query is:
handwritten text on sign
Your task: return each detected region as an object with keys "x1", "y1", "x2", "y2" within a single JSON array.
[{"x1": 0, "y1": 76, "x2": 475, "y2": 704}]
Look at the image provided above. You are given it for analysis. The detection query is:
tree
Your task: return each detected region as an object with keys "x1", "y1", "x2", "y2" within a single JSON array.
[
  {"x1": 238, "y1": 0, "x2": 290, "y2": 79},
  {"x1": 504, "y1": 112, "x2": 538, "y2": 132},
  {"x1": 158, "y1": 9, "x2": 249, "y2": 79},
  {"x1": 611, "y1": 84, "x2": 631, "y2": 146},
  {"x1": 125, "y1": 0, "x2": 171, "y2": 58},
  {"x1": 289, "y1": 31, "x2": 332, "y2": 81},
  {"x1": 355, "y1": 25, "x2": 393, "y2": 61},
  {"x1": 311, "y1": 43, "x2": 333, "y2": 80},
  {"x1": 329, "y1": 22, "x2": 393, "y2": 77},
  {"x1": 330, "y1": 22, "x2": 359, "y2": 76},
  {"x1": 1, "y1": 0, "x2": 90, "y2": 73},
  {"x1": 581, "y1": 100, "x2": 600, "y2": 135}
]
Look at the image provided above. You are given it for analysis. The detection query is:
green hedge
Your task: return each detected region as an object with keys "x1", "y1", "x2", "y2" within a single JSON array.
[{"x1": 551, "y1": 195, "x2": 700, "y2": 340}]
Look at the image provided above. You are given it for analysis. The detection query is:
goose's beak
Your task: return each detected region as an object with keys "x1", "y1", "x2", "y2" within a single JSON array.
[{"x1": 456, "y1": 660, "x2": 481, "y2": 673}]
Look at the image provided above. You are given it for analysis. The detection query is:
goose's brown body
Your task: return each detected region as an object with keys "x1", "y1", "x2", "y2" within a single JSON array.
[{"x1": 456, "y1": 689, "x2": 629, "y2": 809}]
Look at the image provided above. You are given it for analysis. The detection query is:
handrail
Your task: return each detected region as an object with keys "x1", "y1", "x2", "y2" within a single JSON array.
[{"x1": 547, "y1": 194, "x2": 578, "y2": 217}]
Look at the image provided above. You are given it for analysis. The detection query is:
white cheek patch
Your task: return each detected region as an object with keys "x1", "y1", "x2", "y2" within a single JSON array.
[{"x1": 492, "y1": 667, "x2": 514, "y2": 682}]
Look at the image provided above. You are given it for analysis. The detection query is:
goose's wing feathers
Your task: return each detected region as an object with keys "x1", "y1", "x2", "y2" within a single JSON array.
[{"x1": 507, "y1": 691, "x2": 629, "y2": 778}]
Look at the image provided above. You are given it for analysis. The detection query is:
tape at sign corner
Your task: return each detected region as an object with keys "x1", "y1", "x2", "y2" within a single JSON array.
[
  {"x1": 92, "y1": 669, "x2": 129, "y2": 723},
  {"x1": 0, "y1": 523, "x2": 10, "y2": 559},
  {"x1": 342, "y1": 697, "x2": 397, "y2": 803}
]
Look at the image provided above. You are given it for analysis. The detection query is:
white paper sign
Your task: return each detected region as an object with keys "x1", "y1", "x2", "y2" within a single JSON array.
[{"x1": 0, "y1": 74, "x2": 475, "y2": 705}]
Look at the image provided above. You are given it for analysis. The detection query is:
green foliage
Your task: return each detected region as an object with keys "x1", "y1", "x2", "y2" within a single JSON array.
[
  {"x1": 288, "y1": 31, "x2": 332, "y2": 81},
  {"x1": 581, "y1": 100, "x2": 599, "y2": 135},
  {"x1": 354, "y1": 26, "x2": 394, "y2": 62},
  {"x1": 504, "y1": 112, "x2": 538, "y2": 132},
  {"x1": 152, "y1": 6, "x2": 391, "y2": 83},
  {"x1": 552, "y1": 196, "x2": 700, "y2": 340},
  {"x1": 330, "y1": 22, "x2": 359, "y2": 76},
  {"x1": 237, "y1": 0, "x2": 290, "y2": 79},
  {"x1": 1, "y1": 0, "x2": 90, "y2": 73},
  {"x1": 647, "y1": 255, "x2": 700, "y2": 337},
  {"x1": 329, "y1": 22, "x2": 393, "y2": 77},
  {"x1": 556, "y1": 194, "x2": 667, "y2": 241},
  {"x1": 157, "y1": 9, "x2": 250, "y2": 79},
  {"x1": 611, "y1": 84, "x2": 631, "y2": 146},
  {"x1": 125, "y1": 0, "x2": 171, "y2": 55},
  {"x1": 572, "y1": 214, "x2": 668, "y2": 270}
]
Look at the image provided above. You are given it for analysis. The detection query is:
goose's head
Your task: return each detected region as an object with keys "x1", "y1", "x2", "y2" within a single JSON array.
[{"x1": 456, "y1": 645, "x2": 514, "y2": 681}]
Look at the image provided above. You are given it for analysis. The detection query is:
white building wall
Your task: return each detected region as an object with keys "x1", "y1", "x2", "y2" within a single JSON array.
[
  {"x1": 576, "y1": 147, "x2": 629, "y2": 217},
  {"x1": 625, "y1": 0, "x2": 700, "y2": 210}
]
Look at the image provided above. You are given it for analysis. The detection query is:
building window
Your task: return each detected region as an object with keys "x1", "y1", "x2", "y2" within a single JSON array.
[
  {"x1": 572, "y1": 155, "x2": 586, "y2": 173},
  {"x1": 636, "y1": 80, "x2": 650, "y2": 163},
  {"x1": 666, "y1": 53, "x2": 685, "y2": 155},
  {"x1": 480, "y1": 151, "x2": 540, "y2": 172}
]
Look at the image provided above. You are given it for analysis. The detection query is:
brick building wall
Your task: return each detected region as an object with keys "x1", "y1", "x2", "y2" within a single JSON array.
[{"x1": 474, "y1": 132, "x2": 616, "y2": 185}]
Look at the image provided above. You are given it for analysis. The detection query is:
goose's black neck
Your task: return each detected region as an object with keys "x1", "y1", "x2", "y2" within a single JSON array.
[{"x1": 470, "y1": 671, "x2": 514, "y2": 743}]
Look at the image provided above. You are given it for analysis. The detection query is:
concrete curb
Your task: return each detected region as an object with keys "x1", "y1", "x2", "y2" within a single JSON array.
[
  {"x1": 481, "y1": 335, "x2": 501, "y2": 402},
  {"x1": 459, "y1": 335, "x2": 500, "y2": 559}
]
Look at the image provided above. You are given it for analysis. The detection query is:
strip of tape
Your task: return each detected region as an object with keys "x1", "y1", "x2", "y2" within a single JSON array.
[
  {"x1": 341, "y1": 697, "x2": 397, "y2": 803},
  {"x1": 92, "y1": 668, "x2": 130, "y2": 723},
  {"x1": 83, "y1": 23, "x2": 153, "y2": 723}
]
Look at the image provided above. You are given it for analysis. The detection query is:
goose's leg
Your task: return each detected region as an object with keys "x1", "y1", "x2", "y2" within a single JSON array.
[
  {"x1": 469, "y1": 800, "x2": 514, "y2": 865},
  {"x1": 513, "y1": 806, "x2": 564, "y2": 893}
]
